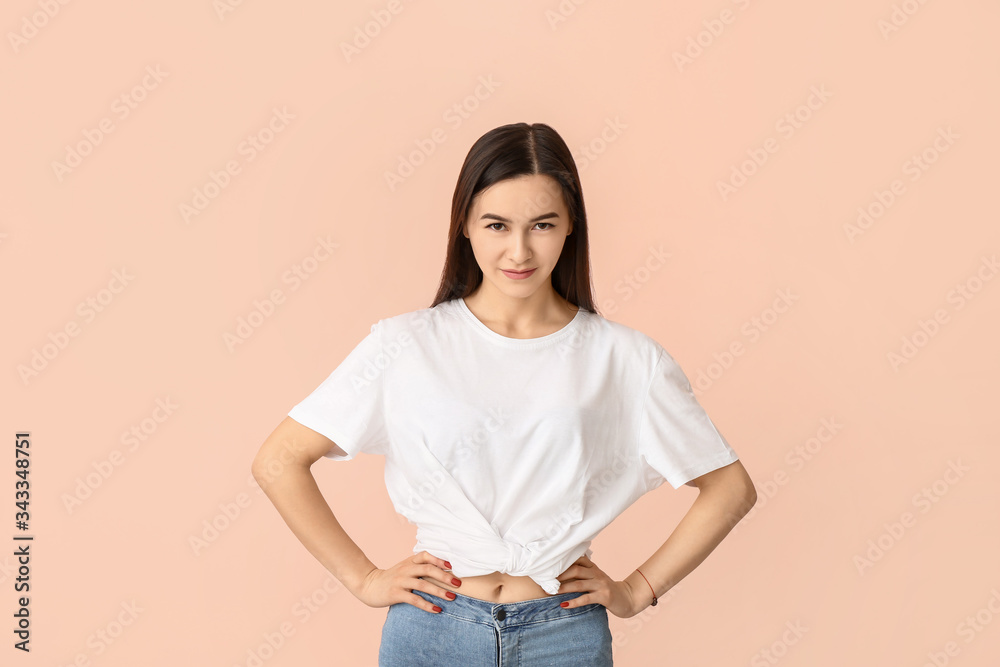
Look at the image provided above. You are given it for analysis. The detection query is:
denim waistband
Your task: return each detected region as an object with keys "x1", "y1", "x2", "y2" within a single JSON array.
[{"x1": 410, "y1": 588, "x2": 599, "y2": 629}]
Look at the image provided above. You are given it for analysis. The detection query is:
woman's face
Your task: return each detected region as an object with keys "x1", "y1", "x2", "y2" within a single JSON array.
[{"x1": 463, "y1": 173, "x2": 573, "y2": 301}]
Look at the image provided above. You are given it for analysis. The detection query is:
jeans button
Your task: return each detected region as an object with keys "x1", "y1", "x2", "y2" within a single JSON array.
[{"x1": 496, "y1": 608, "x2": 506, "y2": 621}]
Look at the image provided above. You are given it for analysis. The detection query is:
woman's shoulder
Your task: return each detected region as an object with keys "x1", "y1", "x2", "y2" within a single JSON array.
[
  {"x1": 373, "y1": 299, "x2": 463, "y2": 339},
  {"x1": 593, "y1": 311, "x2": 664, "y2": 355}
]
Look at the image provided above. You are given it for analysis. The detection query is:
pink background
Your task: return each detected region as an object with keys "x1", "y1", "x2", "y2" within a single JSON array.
[{"x1": 3, "y1": 1, "x2": 999, "y2": 665}]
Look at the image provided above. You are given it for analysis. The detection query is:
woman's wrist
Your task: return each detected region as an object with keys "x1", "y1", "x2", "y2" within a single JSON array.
[
  {"x1": 336, "y1": 557, "x2": 380, "y2": 599},
  {"x1": 626, "y1": 569, "x2": 658, "y2": 612}
]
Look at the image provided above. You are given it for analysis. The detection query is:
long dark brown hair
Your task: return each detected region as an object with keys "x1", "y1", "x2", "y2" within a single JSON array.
[{"x1": 429, "y1": 122, "x2": 598, "y2": 314}]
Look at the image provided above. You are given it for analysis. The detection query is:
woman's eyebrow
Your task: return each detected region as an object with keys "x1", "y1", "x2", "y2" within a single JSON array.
[{"x1": 479, "y1": 212, "x2": 560, "y2": 223}]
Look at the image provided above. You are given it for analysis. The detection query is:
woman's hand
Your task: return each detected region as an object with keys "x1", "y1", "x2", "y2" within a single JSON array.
[
  {"x1": 355, "y1": 550, "x2": 461, "y2": 614},
  {"x1": 555, "y1": 554, "x2": 643, "y2": 619}
]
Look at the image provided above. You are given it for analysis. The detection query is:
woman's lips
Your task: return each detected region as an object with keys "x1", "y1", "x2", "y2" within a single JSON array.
[{"x1": 501, "y1": 268, "x2": 536, "y2": 280}]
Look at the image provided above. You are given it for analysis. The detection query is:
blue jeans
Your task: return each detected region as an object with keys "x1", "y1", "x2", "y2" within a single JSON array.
[{"x1": 378, "y1": 588, "x2": 614, "y2": 666}]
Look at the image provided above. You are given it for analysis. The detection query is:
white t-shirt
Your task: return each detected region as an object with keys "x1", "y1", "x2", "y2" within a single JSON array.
[{"x1": 287, "y1": 297, "x2": 739, "y2": 595}]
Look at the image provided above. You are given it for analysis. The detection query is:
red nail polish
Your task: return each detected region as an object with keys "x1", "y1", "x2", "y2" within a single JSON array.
[
  {"x1": 432, "y1": 605, "x2": 442, "y2": 613},
  {"x1": 452, "y1": 578, "x2": 462, "y2": 586},
  {"x1": 444, "y1": 561, "x2": 452, "y2": 569},
  {"x1": 560, "y1": 602, "x2": 569, "y2": 608}
]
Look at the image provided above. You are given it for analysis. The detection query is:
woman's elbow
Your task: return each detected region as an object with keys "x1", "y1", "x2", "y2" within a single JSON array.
[
  {"x1": 733, "y1": 463, "x2": 757, "y2": 513},
  {"x1": 742, "y1": 481, "x2": 758, "y2": 512}
]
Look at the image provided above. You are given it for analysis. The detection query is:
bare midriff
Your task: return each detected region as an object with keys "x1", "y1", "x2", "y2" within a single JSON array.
[{"x1": 420, "y1": 572, "x2": 556, "y2": 603}]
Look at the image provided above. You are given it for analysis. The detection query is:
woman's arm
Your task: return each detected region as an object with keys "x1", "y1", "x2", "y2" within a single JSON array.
[
  {"x1": 625, "y1": 459, "x2": 757, "y2": 611},
  {"x1": 251, "y1": 417, "x2": 377, "y2": 596}
]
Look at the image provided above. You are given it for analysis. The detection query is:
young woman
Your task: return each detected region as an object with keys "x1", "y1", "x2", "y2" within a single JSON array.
[{"x1": 252, "y1": 122, "x2": 757, "y2": 666}]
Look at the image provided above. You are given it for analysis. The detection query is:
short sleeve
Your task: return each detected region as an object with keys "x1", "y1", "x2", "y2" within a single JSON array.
[
  {"x1": 287, "y1": 321, "x2": 390, "y2": 460},
  {"x1": 636, "y1": 347, "x2": 739, "y2": 490}
]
